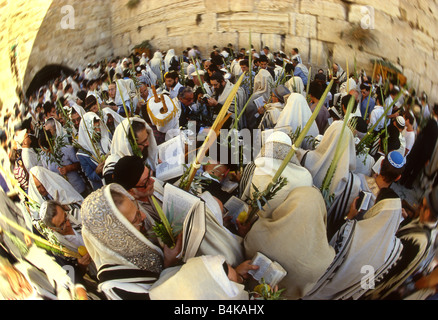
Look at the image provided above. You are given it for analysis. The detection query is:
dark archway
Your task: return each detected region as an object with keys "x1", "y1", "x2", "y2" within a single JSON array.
[{"x1": 25, "y1": 64, "x2": 75, "y2": 98}]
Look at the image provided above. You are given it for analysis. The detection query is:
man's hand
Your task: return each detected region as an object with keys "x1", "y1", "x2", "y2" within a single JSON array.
[
  {"x1": 95, "y1": 162, "x2": 105, "y2": 176},
  {"x1": 164, "y1": 233, "x2": 183, "y2": 268},
  {"x1": 207, "y1": 98, "x2": 218, "y2": 107},
  {"x1": 77, "y1": 253, "x2": 92, "y2": 268},
  {"x1": 235, "y1": 260, "x2": 259, "y2": 282}
]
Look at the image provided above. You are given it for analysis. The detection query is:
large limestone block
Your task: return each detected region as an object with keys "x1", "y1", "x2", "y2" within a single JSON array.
[
  {"x1": 217, "y1": 13, "x2": 289, "y2": 34},
  {"x1": 317, "y1": 16, "x2": 350, "y2": 44},
  {"x1": 290, "y1": 13, "x2": 317, "y2": 39},
  {"x1": 300, "y1": 0, "x2": 346, "y2": 20}
]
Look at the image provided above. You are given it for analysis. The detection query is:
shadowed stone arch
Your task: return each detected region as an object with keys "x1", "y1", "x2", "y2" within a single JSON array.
[{"x1": 25, "y1": 64, "x2": 75, "y2": 98}]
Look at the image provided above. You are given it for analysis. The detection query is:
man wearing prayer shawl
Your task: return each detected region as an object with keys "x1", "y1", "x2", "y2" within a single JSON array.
[
  {"x1": 150, "y1": 51, "x2": 164, "y2": 83},
  {"x1": 242, "y1": 68, "x2": 274, "y2": 130},
  {"x1": 258, "y1": 85, "x2": 291, "y2": 130},
  {"x1": 113, "y1": 155, "x2": 245, "y2": 268},
  {"x1": 103, "y1": 117, "x2": 158, "y2": 184},
  {"x1": 14, "y1": 130, "x2": 41, "y2": 174},
  {"x1": 240, "y1": 131, "x2": 313, "y2": 214},
  {"x1": 102, "y1": 107, "x2": 124, "y2": 135},
  {"x1": 164, "y1": 49, "x2": 179, "y2": 73},
  {"x1": 149, "y1": 255, "x2": 253, "y2": 300},
  {"x1": 297, "y1": 121, "x2": 362, "y2": 239},
  {"x1": 244, "y1": 186, "x2": 336, "y2": 300},
  {"x1": 28, "y1": 166, "x2": 84, "y2": 220},
  {"x1": 76, "y1": 112, "x2": 111, "y2": 190},
  {"x1": 81, "y1": 183, "x2": 182, "y2": 300},
  {"x1": 275, "y1": 93, "x2": 319, "y2": 149},
  {"x1": 284, "y1": 76, "x2": 306, "y2": 98},
  {"x1": 207, "y1": 72, "x2": 247, "y2": 129},
  {"x1": 362, "y1": 185, "x2": 438, "y2": 300},
  {"x1": 302, "y1": 188, "x2": 404, "y2": 300}
]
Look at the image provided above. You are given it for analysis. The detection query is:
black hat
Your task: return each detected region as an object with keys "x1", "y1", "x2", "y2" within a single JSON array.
[{"x1": 113, "y1": 156, "x2": 145, "y2": 190}]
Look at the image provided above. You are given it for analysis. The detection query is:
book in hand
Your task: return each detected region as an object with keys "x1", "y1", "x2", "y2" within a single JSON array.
[
  {"x1": 155, "y1": 135, "x2": 185, "y2": 181},
  {"x1": 328, "y1": 106, "x2": 343, "y2": 120},
  {"x1": 161, "y1": 183, "x2": 206, "y2": 262},
  {"x1": 248, "y1": 252, "x2": 287, "y2": 288},
  {"x1": 223, "y1": 196, "x2": 249, "y2": 226}
]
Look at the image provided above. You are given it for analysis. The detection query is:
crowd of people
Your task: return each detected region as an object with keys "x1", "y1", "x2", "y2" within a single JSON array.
[{"x1": 0, "y1": 42, "x2": 438, "y2": 300}]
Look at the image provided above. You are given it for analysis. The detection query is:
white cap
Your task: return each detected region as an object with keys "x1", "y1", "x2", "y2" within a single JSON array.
[
  {"x1": 191, "y1": 70, "x2": 205, "y2": 77},
  {"x1": 396, "y1": 116, "x2": 405, "y2": 127}
]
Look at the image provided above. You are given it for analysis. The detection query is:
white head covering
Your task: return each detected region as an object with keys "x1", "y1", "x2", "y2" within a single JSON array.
[
  {"x1": 77, "y1": 112, "x2": 111, "y2": 162},
  {"x1": 70, "y1": 102, "x2": 86, "y2": 117},
  {"x1": 28, "y1": 166, "x2": 84, "y2": 219},
  {"x1": 164, "y1": 49, "x2": 176, "y2": 72},
  {"x1": 81, "y1": 183, "x2": 164, "y2": 273},
  {"x1": 244, "y1": 186, "x2": 336, "y2": 300},
  {"x1": 253, "y1": 69, "x2": 273, "y2": 102},
  {"x1": 104, "y1": 117, "x2": 158, "y2": 174},
  {"x1": 149, "y1": 255, "x2": 248, "y2": 300},
  {"x1": 102, "y1": 107, "x2": 124, "y2": 129},
  {"x1": 150, "y1": 51, "x2": 163, "y2": 81},
  {"x1": 285, "y1": 76, "x2": 306, "y2": 97},
  {"x1": 304, "y1": 198, "x2": 403, "y2": 300},
  {"x1": 275, "y1": 93, "x2": 319, "y2": 140},
  {"x1": 245, "y1": 131, "x2": 313, "y2": 215}
]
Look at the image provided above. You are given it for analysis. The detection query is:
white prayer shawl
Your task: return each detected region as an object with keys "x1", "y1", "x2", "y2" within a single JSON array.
[
  {"x1": 275, "y1": 93, "x2": 319, "y2": 141},
  {"x1": 242, "y1": 133, "x2": 313, "y2": 216},
  {"x1": 285, "y1": 76, "x2": 306, "y2": 97},
  {"x1": 297, "y1": 121, "x2": 362, "y2": 232},
  {"x1": 244, "y1": 186, "x2": 336, "y2": 300},
  {"x1": 258, "y1": 102, "x2": 284, "y2": 130},
  {"x1": 164, "y1": 49, "x2": 177, "y2": 73},
  {"x1": 28, "y1": 166, "x2": 84, "y2": 219},
  {"x1": 253, "y1": 69, "x2": 273, "y2": 103},
  {"x1": 216, "y1": 80, "x2": 247, "y2": 128},
  {"x1": 339, "y1": 77, "x2": 357, "y2": 95},
  {"x1": 303, "y1": 198, "x2": 404, "y2": 300},
  {"x1": 102, "y1": 107, "x2": 124, "y2": 129},
  {"x1": 355, "y1": 152, "x2": 375, "y2": 177},
  {"x1": 21, "y1": 147, "x2": 40, "y2": 173},
  {"x1": 150, "y1": 51, "x2": 163, "y2": 81},
  {"x1": 70, "y1": 102, "x2": 86, "y2": 117},
  {"x1": 149, "y1": 255, "x2": 248, "y2": 300},
  {"x1": 114, "y1": 79, "x2": 131, "y2": 106},
  {"x1": 46, "y1": 117, "x2": 69, "y2": 145},
  {"x1": 103, "y1": 117, "x2": 158, "y2": 175},
  {"x1": 77, "y1": 112, "x2": 111, "y2": 161},
  {"x1": 196, "y1": 192, "x2": 245, "y2": 267},
  {"x1": 81, "y1": 184, "x2": 164, "y2": 299}
]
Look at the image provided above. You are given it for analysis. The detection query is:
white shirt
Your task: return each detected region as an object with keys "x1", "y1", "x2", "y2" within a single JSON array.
[
  {"x1": 402, "y1": 128, "x2": 416, "y2": 156},
  {"x1": 369, "y1": 105, "x2": 385, "y2": 131}
]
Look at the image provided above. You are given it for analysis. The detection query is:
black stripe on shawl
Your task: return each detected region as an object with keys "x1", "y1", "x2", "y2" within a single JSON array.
[
  {"x1": 112, "y1": 288, "x2": 150, "y2": 300},
  {"x1": 98, "y1": 264, "x2": 159, "y2": 283},
  {"x1": 327, "y1": 172, "x2": 355, "y2": 240}
]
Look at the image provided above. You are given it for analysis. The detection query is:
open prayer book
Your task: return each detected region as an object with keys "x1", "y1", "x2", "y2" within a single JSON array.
[
  {"x1": 248, "y1": 252, "x2": 287, "y2": 288},
  {"x1": 223, "y1": 196, "x2": 249, "y2": 226},
  {"x1": 155, "y1": 135, "x2": 185, "y2": 181},
  {"x1": 162, "y1": 183, "x2": 206, "y2": 262},
  {"x1": 254, "y1": 96, "x2": 266, "y2": 118}
]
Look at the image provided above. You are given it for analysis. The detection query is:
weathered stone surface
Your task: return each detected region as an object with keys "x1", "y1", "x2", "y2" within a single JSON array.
[{"x1": 300, "y1": 0, "x2": 347, "y2": 20}]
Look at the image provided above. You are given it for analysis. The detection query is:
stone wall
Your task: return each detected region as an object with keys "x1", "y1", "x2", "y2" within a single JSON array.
[{"x1": 1, "y1": 0, "x2": 438, "y2": 115}]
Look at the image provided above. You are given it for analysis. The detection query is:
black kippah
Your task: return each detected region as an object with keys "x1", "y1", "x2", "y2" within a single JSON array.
[{"x1": 113, "y1": 156, "x2": 145, "y2": 190}]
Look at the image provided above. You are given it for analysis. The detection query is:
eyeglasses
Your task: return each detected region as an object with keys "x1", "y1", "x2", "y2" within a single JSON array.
[
  {"x1": 52, "y1": 214, "x2": 69, "y2": 232},
  {"x1": 133, "y1": 166, "x2": 152, "y2": 190},
  {"x1": 130, "y1": 200, "x2": 144, "y2": 228}
]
